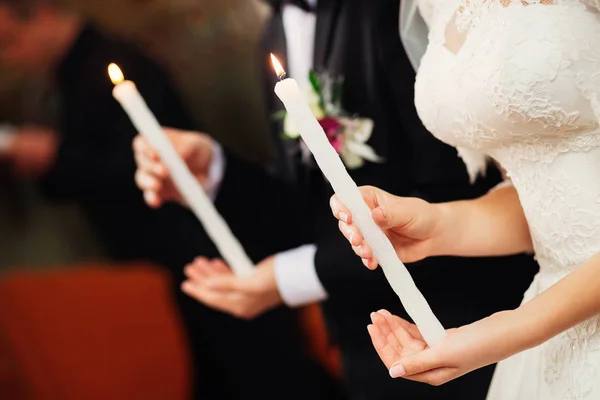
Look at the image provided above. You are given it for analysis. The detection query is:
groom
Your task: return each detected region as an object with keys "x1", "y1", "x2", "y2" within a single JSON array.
[{"x1": 137, "y1": 0, "x2": 539, "y2": 398}]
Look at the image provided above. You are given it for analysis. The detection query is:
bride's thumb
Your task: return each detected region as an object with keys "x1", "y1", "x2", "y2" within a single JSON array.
[
  {"x1": 371, "y1": 200, "x2": 412, "y2": 230},
  {"x1": 389, "y1": 349, "x2": 439, "y2": 378}
]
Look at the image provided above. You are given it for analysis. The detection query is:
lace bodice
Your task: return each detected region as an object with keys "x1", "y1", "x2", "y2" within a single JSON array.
[{"x1": 414, "y1": 1, "x2": 600, "y2": 398}]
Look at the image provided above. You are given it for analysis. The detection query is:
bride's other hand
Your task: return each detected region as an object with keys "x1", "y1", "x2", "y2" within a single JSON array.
[
  {"x1": 368, "y1": 309, "x2": 525, "y2": 386},
  {"x1": 330, "y1": 184, "x2": 533, "y2": 269},
  {"x1": 329, "y1": 186, "x2": 448, "y2": 269}
]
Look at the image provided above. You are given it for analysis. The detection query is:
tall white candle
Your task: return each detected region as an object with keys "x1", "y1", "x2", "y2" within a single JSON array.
[
  {"x1": 271, "y1": 55, "x2": 446, "y2": 346},
  {"x1": 108, "y1": 63, "x2": 254, "y2": 277}
]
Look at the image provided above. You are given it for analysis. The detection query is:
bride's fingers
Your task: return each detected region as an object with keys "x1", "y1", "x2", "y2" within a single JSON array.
[
  {"x1": 371, "y1": 312, "x2": 401, "y2": 351},
  {"x1": 363, "y1": 257, "x2": 379, "y2": 270},
  {"x1": 378, "y1": 310, "x2": 425, "y2": 343},
  {"x1": 373, "y1": 312, "x2": 418, "y2": 354},
  {"x1": 330, "y1": 195, "x2": 353, "y2": 224},
  {"x1": 368, "y1": 324, "x2": 401, "y2": 369},
  {"x1": 352, "y1": 244, "x2": 373, "y2": 260},
  {"x1": 395, "y1": 366, "x2": 458, "y2": 386},
  {"x1": 389, "y1": 349, "x2": 458, "y2": 384},
  {"x1": 338, "y1": 221, "x2": 363, "y2": 246}
]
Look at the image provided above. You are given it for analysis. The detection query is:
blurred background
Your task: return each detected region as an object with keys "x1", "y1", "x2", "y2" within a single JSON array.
[{"x1": 0, "y1": 0, "x2": 338, "y2": 398}]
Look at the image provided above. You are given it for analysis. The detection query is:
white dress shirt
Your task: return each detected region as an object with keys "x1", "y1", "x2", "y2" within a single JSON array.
[{"x1": 272, "y1": 0, "x2": 328, "y2": 307}]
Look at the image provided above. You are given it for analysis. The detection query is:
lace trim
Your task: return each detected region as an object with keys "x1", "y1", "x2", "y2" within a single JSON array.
[{"x1": 454, "y1": 0, "x2": 596, "y2": 33}]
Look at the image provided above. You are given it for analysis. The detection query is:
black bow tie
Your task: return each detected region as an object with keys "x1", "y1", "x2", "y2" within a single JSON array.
[{"x1": 286, "y1": 0, "x2": 315, "y2": 13}]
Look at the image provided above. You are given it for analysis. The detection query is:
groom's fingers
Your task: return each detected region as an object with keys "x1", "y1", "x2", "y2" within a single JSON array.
[
  {"x1": 181, "y1": 279, "x2": 223, "y2": 305},
  {"x1": 184, "y1": 261, "x2": 207, "y2": 281},
  {"x1": 210, "y1": 259, "x2": 232, "y2": 273}
]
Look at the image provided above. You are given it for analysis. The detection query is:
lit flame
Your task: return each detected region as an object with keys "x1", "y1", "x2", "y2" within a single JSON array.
[
  {"x1": 108, "y1": 63, "x2": 124, "y2": 85},
  {"x1": 270, "y1": 53, "x2": 286, "y2": 79}
]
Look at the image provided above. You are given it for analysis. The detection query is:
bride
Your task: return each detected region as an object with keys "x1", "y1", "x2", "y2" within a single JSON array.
[{"x1": 330, "y1": 0, "x2": 600, "y2": 398}]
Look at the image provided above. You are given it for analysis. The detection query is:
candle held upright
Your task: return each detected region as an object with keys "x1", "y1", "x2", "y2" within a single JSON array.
[
  {"x1": 270, "y1": 54, "x2": 446, "y2": 347},
  {"x1": 108, "y1": 63, "x2": 255, "y2": 277}
]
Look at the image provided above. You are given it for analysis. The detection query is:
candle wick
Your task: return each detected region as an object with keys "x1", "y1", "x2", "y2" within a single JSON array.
[{"x1": 278, "y1": 72, "x2": 288, "y2": 81}]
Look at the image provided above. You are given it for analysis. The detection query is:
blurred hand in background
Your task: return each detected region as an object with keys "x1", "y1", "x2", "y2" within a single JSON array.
[
  {"x1": 133, "y1": 127, "x2": 215, "y2": 208},
  {"x1": 0, "y1": 125, "x2": 58, "y2": 177}
]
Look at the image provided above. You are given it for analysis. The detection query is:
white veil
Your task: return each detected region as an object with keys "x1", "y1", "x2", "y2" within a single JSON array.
[
  {"x1": 399, "y1": 0, "x2": 430, "y2": 71},
  {"x1": 399, "y1": 0, "x2": 489, "y2": 181}
]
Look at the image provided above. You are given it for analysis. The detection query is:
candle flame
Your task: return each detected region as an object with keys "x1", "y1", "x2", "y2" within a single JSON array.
[
  {"x1": 108, "y1": 63, "x2": 124, "y2": 85},
  {"x1": 270, "y1": 53, "x2": 286, "y2": 79}
]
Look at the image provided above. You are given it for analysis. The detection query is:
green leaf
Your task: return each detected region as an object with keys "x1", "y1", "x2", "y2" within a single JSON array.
[
  {"x1": 309, "y1": 70, "x2": 326, "y2": 112},
  {"x1": 309, "y1": 70, "x2": 321, "y2": 94},
  {"x1": 272, "y1": 110, "x2": 286, "y2": 120},
  {"x1": 280, "y1": 133, "x2": 299, "y2": 140}
]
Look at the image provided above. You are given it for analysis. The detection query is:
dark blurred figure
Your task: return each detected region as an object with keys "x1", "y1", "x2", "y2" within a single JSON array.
[{"x1": 0, "y1": 1, "x2": 340, "y2": 399}]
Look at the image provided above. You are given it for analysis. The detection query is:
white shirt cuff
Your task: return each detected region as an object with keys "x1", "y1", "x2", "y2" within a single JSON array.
[
  {"x1": 273, "y1": 244, "x2": 328, "y2": 307},
  {"x1": 0, "y1": 125, "x2": 16, "y2": 154},
  {"x1": 204, "y1": 139, "x2": 226, "y2": 201}
]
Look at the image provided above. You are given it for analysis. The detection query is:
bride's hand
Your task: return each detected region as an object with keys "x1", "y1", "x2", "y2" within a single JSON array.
[
  {"x1": 369, "y1": 309, "x2": 520, "y2": 386},
  {"x1": 330, "y1": 186, "x2": 448, "y2": 269}
]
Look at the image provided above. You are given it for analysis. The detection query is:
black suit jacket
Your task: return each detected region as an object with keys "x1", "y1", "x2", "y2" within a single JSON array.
[{"x1": 262, "y1": 1, "x2": 539, "y2": 399}]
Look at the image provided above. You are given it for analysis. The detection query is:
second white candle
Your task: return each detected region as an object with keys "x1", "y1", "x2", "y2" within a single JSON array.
[{"x1": 273, "y1": 70, "x2": 446, "y2": 347}]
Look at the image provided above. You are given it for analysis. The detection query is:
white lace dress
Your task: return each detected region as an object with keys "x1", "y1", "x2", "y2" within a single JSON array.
[{"x1": 414, "y1": 1, "x2": 600, "y2": 398}]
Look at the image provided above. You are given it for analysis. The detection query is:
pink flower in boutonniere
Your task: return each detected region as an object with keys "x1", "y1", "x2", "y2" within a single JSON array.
[
  {"x1": 319, "y1": 117, "x2": 343, "y2": 152},
  {"x1": 277, "y1": 71, "x2": 384, "y2": 169}
]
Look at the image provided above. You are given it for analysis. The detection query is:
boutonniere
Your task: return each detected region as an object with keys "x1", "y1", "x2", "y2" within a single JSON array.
[{"x1": 276, "y1": 71, "x2": 384, "y2": 169}]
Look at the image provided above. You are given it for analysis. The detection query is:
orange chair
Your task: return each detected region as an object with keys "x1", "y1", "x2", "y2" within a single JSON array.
[
  {"x1": 298, "y1": 304, "x2": 342, "y2": 379},
  {"x1": 0, "y1": 263, "x2": 192, "y2": 400},
  {"x1": 0, "y1": 263, "x2": 340, "y2": 400}
]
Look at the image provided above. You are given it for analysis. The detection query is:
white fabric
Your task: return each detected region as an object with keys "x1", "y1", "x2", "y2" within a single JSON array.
[
  {"x1": 271, "y1": 3, "x2": 327, "y2": 307},
  {"x1": 399, "y1": 0, "x2": 431, "y2": 71},
  {"x1": 415, "y1": 1, "x2": 600, "y2": 398},
  {"x1": 282, "y1": 4, "x2": 317, "y2": 88},
  {"x1": 0, "y1": 124, "x2": 16, "y2": 153},
  {"x1": 273, "y1": 244, "x2": 327, "y2": 306},
  {"x1": 205, "y1": 139, "x2": 225, "y2": 201}
]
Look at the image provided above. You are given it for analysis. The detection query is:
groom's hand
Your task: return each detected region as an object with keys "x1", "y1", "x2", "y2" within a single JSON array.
[
  {"x1": 133, "y1": 127, "x2": 213, "y2": 208},
  {"x1": 181, "y1": 256, "x2": 282, "y2": 319}
]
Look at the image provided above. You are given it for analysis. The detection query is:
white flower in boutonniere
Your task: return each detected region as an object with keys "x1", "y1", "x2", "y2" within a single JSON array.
[{"x1": 277, "y1": 71, "x2": 384, "y2": 169}]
